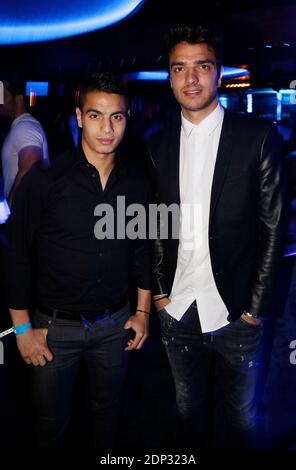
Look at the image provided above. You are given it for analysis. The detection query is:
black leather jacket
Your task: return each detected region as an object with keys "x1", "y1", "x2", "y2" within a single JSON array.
[{"x1": 148, "y1": 110, "x2": 286, "y2": 321}]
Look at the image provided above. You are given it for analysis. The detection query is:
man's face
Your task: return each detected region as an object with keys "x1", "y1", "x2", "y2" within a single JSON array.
[
  {"x1": 76, "y1": 91, "x2": 129, "y2": 159},
  {"x1": 169, "y1": 41, "x2": 221, "y2": 121}
]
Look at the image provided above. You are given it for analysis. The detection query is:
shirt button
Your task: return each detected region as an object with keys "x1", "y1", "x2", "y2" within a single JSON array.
[
  {"x1": 97, "y1": 279, "x2": 101, "y2": 283},
  {"x1": 98, "y1": 252, "x2": 103, "y2": 257}
]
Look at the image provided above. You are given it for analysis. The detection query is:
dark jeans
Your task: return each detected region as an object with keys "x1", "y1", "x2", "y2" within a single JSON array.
[
  {"x1": 159, "y1": 302, "x2": 263, "y2": 450},
  {"x1": 31, "y1": 304, "x2": 131, "y2": 450}
]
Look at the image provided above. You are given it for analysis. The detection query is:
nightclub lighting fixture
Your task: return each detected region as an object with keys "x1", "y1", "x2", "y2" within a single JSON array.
[{"x1": 0, "y1": 0, "x2": 145, "y2": 44}]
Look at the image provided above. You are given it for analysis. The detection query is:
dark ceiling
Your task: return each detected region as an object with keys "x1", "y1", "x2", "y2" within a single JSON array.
[{"x1": 1, "y1": 0, "x2": 296, "y2": 86}]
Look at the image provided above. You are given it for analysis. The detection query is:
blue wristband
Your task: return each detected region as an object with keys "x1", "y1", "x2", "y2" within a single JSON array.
[{"x1": 14, "y1": 322, "x2": 32, "y2": 335}]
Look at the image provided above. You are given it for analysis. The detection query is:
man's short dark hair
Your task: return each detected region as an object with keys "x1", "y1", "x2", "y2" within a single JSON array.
[
  {"x1": 164, "y1": 24, "x2": 223, "y2": 72},
  {"x1": 78, "y1": 72, "x2": 128, "y2": 110}
]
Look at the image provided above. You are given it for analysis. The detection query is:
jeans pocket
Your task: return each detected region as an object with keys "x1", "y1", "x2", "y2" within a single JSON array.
[
  {"x1": 159, "y1": 309, "x2": 178, "y2": 339},
  {"x1": 158, "y1": 307, "x2": 172, "y2": 317},
  {"x1": 32, "y1": 310, "x2": 54, "y2": 349},
  {"x1": 111, "y1": 304, "x2": 131, "y2": 328},
  {"x1": 33, "y1": 310, "x2": 53, "y2": 335},
  {"x1": 219, "y1": 320, "x2": 263, "y2": 368}
]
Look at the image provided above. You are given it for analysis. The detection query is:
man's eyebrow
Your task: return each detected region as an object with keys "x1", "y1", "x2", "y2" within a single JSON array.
[
  {"x1": 85, "y1": 108, "x2": 102, "y2": 114},
  {"x1": 110, "y1": 111, "x2": 126, "y2": 116},
  {"x1": 170, "y1": 61, "x2": 186, "y2": 68},
  {"x1": 194, "y1": 59, "x2": 215, "y2": 65},
  {"x1": 170, "y1": 59, "x2": 215, "y2": 68},
  {"x1": 85, "y1": 109, "x2": 126, "y2": 115}
]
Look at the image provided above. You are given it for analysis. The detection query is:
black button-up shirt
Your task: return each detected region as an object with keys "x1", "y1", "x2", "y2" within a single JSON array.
[{"x1": 6, "y1": 146, "x2": 151, "y2": 313}]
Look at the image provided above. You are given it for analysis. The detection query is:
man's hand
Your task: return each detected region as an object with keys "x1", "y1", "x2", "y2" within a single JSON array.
[
  {"x1": 16, "y1": 328, "x2": 54, "y2": 366},
  {"x1": 123, "y1": 312, "x2": 149, "y2": 351},
  {"x1": 153, "y1": 296, "x2": 171, "y2": 312},
  {"x1": 240, "y1": 312, "x2": 262, "y2": 326}
]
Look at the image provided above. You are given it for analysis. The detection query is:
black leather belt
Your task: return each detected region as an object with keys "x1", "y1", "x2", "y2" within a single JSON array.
[{"x1": 36, "y1": 299, "x2": 128, "y2": 322}]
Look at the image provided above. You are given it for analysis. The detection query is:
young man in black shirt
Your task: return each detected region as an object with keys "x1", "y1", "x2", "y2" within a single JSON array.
[{"x1": 6, "y1": 72, "x2": 151, "y2": 449}]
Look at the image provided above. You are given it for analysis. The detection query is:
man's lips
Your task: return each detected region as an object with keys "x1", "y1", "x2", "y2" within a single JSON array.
[
  {"x1": 183, "y1": 88, "x2": 202, "y2": 96},
  {"x1": 97, "y1": 138, "x2": 114, "y2": 145}
]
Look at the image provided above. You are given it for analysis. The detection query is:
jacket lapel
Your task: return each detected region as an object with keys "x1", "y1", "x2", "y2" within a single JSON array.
[
  {"x1": 168, "y1": 119, "x2": 181, "y2": 205},
  {"x1": 209, "y1": 110, "x2": 234, "y2": 225}
]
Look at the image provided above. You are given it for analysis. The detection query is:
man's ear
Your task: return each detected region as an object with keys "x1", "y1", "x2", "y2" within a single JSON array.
[
  {"x1": 15, "y1": 94, "x2": 24, "y2": 107},
  {"x1": 218, "y1": 66, "x2": 224, "y2": 88},
  {"x1": 75, "y1": 106, "x2": 83, "y2": 129}
]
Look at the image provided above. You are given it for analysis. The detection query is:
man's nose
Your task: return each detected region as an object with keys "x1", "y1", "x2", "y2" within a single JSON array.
[
  {"x1": 185, "y1": 68, "x2": 199, "y2": 85},
  {"x1": 102, "y1": 117, "x2": 113, "y2": 133}
]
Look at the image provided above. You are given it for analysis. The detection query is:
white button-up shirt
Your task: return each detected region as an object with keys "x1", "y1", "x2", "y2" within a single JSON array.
[{"x1": 165, "y1": 104, "x2": 230, "y2": 333}]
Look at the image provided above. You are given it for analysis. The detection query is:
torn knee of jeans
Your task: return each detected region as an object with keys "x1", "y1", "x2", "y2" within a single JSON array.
[
  {"x1": 162, "y1": 338, "x2": 169, "y2": 346},
  {"x1": 161, "y1": 335, "x2": 176, "y2": 346}
]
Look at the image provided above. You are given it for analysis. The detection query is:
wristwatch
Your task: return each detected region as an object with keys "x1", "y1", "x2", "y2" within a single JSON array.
[
  {"x1": 243, "y1": 311, "x2": 259, "y2": 320},
  {"x1": 153, "y1": 294, "x2": 169, "y2": 301}
]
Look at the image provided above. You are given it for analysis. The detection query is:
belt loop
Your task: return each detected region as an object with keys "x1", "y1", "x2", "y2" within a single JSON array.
[{"x1": 52, "y1": 309, "x2": 58, "y2": 323}]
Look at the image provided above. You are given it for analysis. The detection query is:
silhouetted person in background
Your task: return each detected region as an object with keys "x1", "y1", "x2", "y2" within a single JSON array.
[{"x1": 0, "y1": 80, "x2": 49, "y2": 207}]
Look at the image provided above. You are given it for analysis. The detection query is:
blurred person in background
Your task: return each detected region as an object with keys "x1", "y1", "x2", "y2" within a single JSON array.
[{"x1": 0, "y1": 79, "x2": 49, "y2": 207}]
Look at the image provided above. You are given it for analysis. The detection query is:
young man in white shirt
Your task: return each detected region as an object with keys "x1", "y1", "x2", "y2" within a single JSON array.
[{"x1": 148, "y1": 24, "x2": 285, "y2": 449}]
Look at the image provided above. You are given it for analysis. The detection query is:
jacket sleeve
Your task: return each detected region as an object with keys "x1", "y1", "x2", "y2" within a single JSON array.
[
  {"x1": 247, "y1": 125, "x2": 287, "y2": 316},
  {"x1": 147, "y1": 146, "x2": 169, "y2": 297},
  {"x1": 131, "y1": 178, "x2": 151, "y2": 291}
]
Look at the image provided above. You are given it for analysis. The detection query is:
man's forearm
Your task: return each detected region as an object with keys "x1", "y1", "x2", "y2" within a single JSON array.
[
  {"x1": 9, "y1": 308, "x2": 31, "y2": 327},
  {"x1": 136, "y1": 288, "x2": 151, "y2": 314},
  {"x1": 7, "y1": 170, "x2": 28, "y2": 206}
]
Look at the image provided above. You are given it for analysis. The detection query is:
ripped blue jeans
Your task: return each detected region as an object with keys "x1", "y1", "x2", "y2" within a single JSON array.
[{"x1": 159, "y1": 302, "x2": 263, "y2": 449}]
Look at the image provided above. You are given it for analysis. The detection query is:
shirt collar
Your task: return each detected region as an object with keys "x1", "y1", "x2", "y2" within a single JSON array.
[
  {"x1": 76, "y1": 144, "x2": 127, "y2": 179},
  {"x1": 181, "y1": 104, "x2": 224, "y2": 138}
]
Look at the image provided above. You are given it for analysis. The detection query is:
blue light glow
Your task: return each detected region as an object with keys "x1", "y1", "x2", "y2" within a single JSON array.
[
  {"x1": 0, "y1": 0, "x2": 145, "y2": 44},
  {"x1": 123, "y1": 71, "x2": 169, "y2": 81},
  {"x1": 247, "y1": 94, "x2": 253, "y2": 113},
  {"x1": 0, "y1": 199, "x2": 10, "y2": 224},
  {"x1": 276, "y1": 92, "x2": 282, "y2": 121},
  {"x1": 280, "y1": 89, "x2": 296, "y2": 95},
  {"x1": 26, "y1": 82, "x2": 49, "y2": 97},
  {"x1": 124, "y1": 67, "x2": 249, "y2": 82},
  {"x1": 219, "y1": 96, "x2": 229, "y2": 108},
  {"x1": 221, "y1": 67, "x2": 249, "y2": 78},
  {"x1": 251, "y1": 89, "x2": 277, "y2": 95}
]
